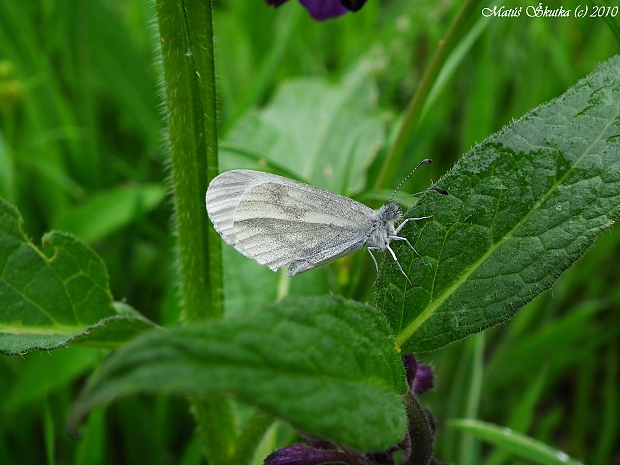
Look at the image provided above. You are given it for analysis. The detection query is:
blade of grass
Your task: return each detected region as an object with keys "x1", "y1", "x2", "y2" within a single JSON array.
[
  {"x1": 570, "y1": 357, "x2": 594, "y2": 458},
  {"x1": 421, "y1": 15, "x2": 490, "y2": 122},
  {"x1": 592, "y1": 0, "x2": 620, "y2": 44},
  {"x1": 485, "y1": 368, "x2": 549, "y2": 465},
  {"x1": 449, "y1": 419, "x2": 584, "y2": 465},
  {"x1": 593, "y1": 343, "x2": 620, "y2": 465},
  {"x1": 438, "y1": 337, "x2": 479, "y2": 462},
  {"x1": 230, "y1": 409, "x2": 276, "y2": 465},
  {"x1": 43, "y1": 400, "x2": 56, "y2": 465},
  {"x1": 458, "y1": 332, "x2": 485, "y2": 465},
  {"x1": 73, "y1": 409, "x2": 105, "y2": 465},
  {"x1": 225, "y1": 5, "x2": 302, "y2": 131},
  {"x1": 374, "y1": 0, "x2": 483, "y2": 190}
]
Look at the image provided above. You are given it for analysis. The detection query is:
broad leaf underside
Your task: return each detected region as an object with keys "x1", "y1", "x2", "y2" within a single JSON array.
[{"x1": 69, "y1": 296, "x2": 408, "y2": 452}]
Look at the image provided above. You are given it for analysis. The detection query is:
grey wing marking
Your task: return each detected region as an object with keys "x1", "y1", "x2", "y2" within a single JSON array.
[
  {"x1": 206, "y1": 170, "x2": 374, "y2": 273},
  {"x1": 206, "y1": 170, "x2": 268, "y2": 246},
  {"x1": 234, "y1": 214, "x2": 369, "y2": 273}
]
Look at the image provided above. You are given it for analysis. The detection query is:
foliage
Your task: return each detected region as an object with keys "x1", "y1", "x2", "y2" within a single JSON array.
[
  {"x1": 0, "y1": 1, "x2": 619, "y2": 465},
  {"x1": 376, "y1": 57, "x2": 620, "y2": 353}
]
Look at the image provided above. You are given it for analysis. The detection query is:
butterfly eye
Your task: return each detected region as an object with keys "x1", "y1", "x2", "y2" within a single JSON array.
[{"x1": 383, "y1": 203, "x2": 401, "y2": 220}]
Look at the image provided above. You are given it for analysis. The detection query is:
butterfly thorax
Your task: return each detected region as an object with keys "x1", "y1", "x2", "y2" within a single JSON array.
[{"x1": 366, "y1": 203, "x2": 402, "y2": 250}]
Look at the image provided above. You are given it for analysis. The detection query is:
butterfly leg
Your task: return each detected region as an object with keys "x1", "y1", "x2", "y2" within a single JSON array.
[
  {"x1": 394, "y1": 215, "x2": 434, "y2": 235},
  {"x1": 367, "y1": 247, "x2": 380, "y2": 273},
  {"x1": 367, "y1": 247, "x2": 382, "y2": 286},
  {"x1": 389, "y1": 235, "x2": 419, "y2": 256},
  {"x1": 386, "y1": 244, "x2": 413, "y2": 287}
]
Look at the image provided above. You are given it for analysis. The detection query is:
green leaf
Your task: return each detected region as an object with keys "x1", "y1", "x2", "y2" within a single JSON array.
[
  {"x1": 221, "y1": 63, "x2": 385, "y2": 196},
  {"x1": 449, "y1": 419, "x2": 584, "y2": 465},
  {"x1": 0, "y1": 198, "x2": 156, "y2": 355},
  {"x1": 375, "y1": 55, "x2": 620, "y2": 353},
  {"x1": 69, "y1": 296, "x2": 408, "y2": 452},
  {"x1": 52, "y1": 183, "x2": 166, "y2": 245}
]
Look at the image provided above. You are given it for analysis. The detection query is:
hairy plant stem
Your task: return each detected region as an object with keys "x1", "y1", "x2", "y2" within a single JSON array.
[
  {"x1": 156, "y1": 0, "x2": 222, "y2": 321},
  {"x1": 156, "y1": 0, "x2": 233, "y2": 463}
]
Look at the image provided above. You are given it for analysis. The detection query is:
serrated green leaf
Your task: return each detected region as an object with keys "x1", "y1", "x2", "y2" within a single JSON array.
[
  {"x1": 221, "y1": 64, "x2": 385, "y2": 196},
  {"x1": 375, "y1": 55, "x2": 620, "y2": 353},
  {"x1": 69, "y1": 296, "x2": 408, "y2": 452},
  {"x1": 0, "y1": 198, "x2": 156, "y2": 355},
  {"x1": 449, "y1": 419, "x2": 584, "y2": 465}
]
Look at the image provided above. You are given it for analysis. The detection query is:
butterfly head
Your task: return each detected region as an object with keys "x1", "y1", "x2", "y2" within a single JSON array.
[{"x1": 381, "y1": 202, "x2": 402, "y2": 223}]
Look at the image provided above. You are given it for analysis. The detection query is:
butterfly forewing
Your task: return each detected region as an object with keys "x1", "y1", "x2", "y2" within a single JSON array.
[{"x1": 206, "y1": 170, "x2": 375, "y2": 273}]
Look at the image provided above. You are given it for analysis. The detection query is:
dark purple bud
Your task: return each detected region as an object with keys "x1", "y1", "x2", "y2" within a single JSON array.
[
  {"x1": 402, "y1": 354, "x2": 418, "y2": 388},
  {"x1": 299, "y1": 0, "x2": 348, "y2": 20},
  {"x1": 340, "y1": 0, "x2": 367, "y2": 12},
  {"x1": 413, "y1": 363, "x2": 434, "y2": 395},
  {"x1": 365, "y1": 450, "x2": 396, "y2": 465},
  {"x1": 265, "y1": 0, "x2": 290, "y2": 6},
  {"x1": 299, "y1": 432, "x2": 337, "y2": 449},
  {"x1": 264, "y1": 444, "x2": 353, "y2": 465},
  {"x1": 402, "y1": 354, "x2": 434, "y2": 395}
]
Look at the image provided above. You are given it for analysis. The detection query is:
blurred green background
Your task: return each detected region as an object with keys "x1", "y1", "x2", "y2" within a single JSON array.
[{"x1": 0, "y1": 0, "x2": 618, "y2": 464}]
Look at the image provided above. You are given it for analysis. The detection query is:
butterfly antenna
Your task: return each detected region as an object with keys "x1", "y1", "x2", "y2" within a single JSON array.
[
  {"x1": 398, "y1": 186, "x2": 449, "y2": 202},
  {"x1": 388, "y1": 158, "x2": 433, "y2": 203}
]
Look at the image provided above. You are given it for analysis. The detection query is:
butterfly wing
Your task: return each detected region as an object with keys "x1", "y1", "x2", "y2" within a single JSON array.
[{"x1": 206, "y1": 170, "x2": 375, "y2": 273}]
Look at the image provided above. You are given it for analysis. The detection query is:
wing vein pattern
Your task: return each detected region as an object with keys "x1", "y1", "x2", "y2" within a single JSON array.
[{"x1": 206, "y1": 170, "x2": 375, "y2": 272}]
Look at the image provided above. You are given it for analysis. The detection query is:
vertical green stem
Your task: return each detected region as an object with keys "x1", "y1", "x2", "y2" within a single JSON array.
[
  {"x1": 155, "y1": 1, "x2": 233, "y2": 463},
  {"x1": 230, "y1": 409, "x2": 276, "y2": 465},
  {"x1": 156, "y1": 0, "x2": 222, "y2": 322},
  {"x1": 374, "y1": 0, "x2": 482, "y2": 190}
]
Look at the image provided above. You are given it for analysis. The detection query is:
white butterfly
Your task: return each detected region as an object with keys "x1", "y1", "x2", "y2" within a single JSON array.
[{"x1": 205, "y1": 159, "x2": 446, "y2": 286}]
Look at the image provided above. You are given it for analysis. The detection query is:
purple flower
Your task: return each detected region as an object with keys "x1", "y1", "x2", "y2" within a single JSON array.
[
  {"x1": 264, "y1": 444, "x2": 366, "y2": 465},
  {"x1": 402, "y1": 354, "x2": 434, "y2": 396},
  {"x1": 265, "y1": 0, "x2": 368, "y2": 20}
]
